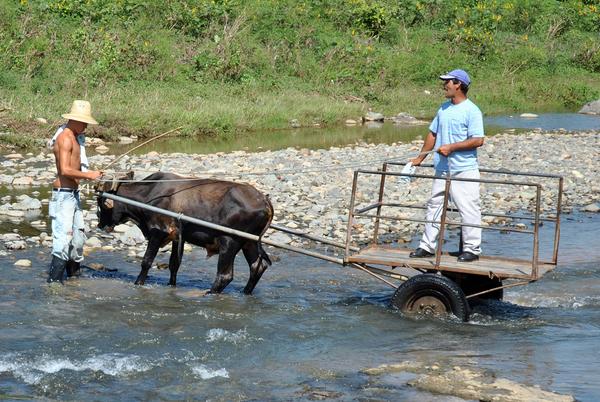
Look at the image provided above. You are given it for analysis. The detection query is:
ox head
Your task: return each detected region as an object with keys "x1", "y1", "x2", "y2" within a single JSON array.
[{"x1": 96, "y1": 171, "x2": 134, "y2": 232}]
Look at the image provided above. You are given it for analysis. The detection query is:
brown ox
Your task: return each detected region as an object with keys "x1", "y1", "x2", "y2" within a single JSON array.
[{"x1": 96, "y1": 172, "x2": 273, "y2": 294}]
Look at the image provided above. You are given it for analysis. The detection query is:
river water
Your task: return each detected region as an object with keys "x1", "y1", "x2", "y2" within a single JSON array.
[
  {"x1": 2, "y1": 114, "x2": 600, "y2": 400},
  {"x1": 130, "y1": 112, "x2": 600, "y2": 155},
  {"x1": 1, "y1": 209, "x2": 599, "y2": 400}
]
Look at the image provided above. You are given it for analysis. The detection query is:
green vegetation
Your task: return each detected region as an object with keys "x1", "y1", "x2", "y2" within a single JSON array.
[{"x1": 1, "y1": 0, "x2": 599, "y2": 144}]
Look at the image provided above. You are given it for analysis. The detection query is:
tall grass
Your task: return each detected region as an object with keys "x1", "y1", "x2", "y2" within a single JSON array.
[{"x1": 0, "y1": 0, "x2": 599, "y2": 142}]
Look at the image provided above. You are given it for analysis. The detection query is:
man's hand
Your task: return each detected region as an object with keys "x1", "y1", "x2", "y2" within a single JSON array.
[
  {"x1": 87, "y1": 170, "x2": 103, "y2": 180},
  {"x1": 437, "y1": 144, "x2": 453, "y2": 156},
  {"x1": 410, "y1": 157, "x2": 423, "y2": 166}
]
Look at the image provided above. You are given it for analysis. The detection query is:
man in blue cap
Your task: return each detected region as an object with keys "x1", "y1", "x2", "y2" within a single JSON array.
[{"x1": 409, "y1": 69, "x2": 484, "y2": 262}]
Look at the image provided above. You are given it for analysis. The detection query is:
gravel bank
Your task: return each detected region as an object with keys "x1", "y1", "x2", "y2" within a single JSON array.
[{"x1": 1, "y1": 130, "x2": 598, "y2": 255}]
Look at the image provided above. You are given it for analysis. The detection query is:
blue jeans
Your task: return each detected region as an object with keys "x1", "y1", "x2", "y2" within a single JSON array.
[{"x1": 49, "y1": 190, "x2": 85, "y2": 262}]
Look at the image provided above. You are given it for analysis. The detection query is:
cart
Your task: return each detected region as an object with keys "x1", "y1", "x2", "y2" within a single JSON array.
[{"x1": 99, "y1": 163, "x2": 564, "y2": 322}]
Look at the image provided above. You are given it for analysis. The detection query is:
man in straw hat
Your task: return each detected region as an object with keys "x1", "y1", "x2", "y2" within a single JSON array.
[{"x1": 47, "y1": 100, "x2": 103, "y2": 283}]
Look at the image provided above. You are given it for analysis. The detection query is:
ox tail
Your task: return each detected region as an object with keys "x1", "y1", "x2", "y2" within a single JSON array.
[{"x1": 256, "y1": 195, "x2": 274, "y2": 267}]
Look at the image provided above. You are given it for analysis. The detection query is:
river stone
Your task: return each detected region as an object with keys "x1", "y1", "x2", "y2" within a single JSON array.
[
  {"x1": 581, "y1": 203, "x2": 600, "y2": 212},
  {"x1": 520, "y1": 113, "x2": 538, "y2": 118},
  {"x1": 85, "y1": 236, "x2": 103, "y2": 248},
  {"x1": 95, "y1": 145, "x2": 109, "y2": 153},
  {"x1": 12, "y1": 176, "x2": 34, "y2": 186},
  {"x1": 5, "y1": 240, "x2": 26, "y2": 250},
  {"x1": 289, "y1": 119, "x2": 301, "y2": 128},
  {"x1": 119, "y1": 136, "x2": 135, "y2": 144},
  {"x1": 579, "y1": 99, "x2": 600, "y2": 115},
  {"x1": 345, "y1": 119, "x2": 357, "y2": 125},
  {"x1": 14, "y1": 259, "x2": 32, "y2": 267},
  {"x1": 119, "y1": 225, "x2": 145, "y2": 245},
  {"x1": 0, "y1": 233, "x2": 22, "y2": 242},
  {"x1": 393, "y1": 112, "x2": 427, "y2": 125},
  {"x1": 4, "y1": 210, "x2": 25, "y2": 218},
  {"x1": 113, "y1": 224, "x2": 130, "y2": 233},
  {"x1": 364, "y1": 111, "x2": 384, "y2": 121},
  {"x1": 86, "y1": 137, "x2": 104, "y2": 145},
  {"x1": 266, "y1": 232, "x2": 292, "y2": 244},
  {"x1": 0, "y1": 175, "x2": 13, "y2": 185},
  {"x1": 13, "y1": 195, "x2": 42, "y2": 210}
]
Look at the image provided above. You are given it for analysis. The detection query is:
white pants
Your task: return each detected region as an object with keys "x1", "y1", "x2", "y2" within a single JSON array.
[{"x1": 418, "y1": 169, "x2": 482, "y2": 255}]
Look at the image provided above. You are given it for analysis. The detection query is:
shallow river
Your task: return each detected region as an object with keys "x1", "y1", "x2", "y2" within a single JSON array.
[
  {"x1": 2, "y1": 115, "x2": 599, "y2": 400},
  {"x1": 1, "y1": 210, "x2": 599, "y2": 400}
]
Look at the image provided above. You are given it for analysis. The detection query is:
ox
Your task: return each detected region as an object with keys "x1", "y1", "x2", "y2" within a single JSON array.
[{"x1": 96, "y1": 172, "x2": 273, "y2": 294}]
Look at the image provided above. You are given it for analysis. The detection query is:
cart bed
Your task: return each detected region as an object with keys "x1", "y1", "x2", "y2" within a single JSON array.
[{"x1": 346, "y1": 246, "x2": 556, "y2": 280}]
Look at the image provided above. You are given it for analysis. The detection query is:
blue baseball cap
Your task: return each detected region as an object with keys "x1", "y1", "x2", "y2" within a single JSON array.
[{"x1": 439, "y1": 69, "x2": 471, "y2": 86}]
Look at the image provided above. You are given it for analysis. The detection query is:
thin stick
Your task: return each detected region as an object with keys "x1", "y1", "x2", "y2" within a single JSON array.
[{"x1": 102, "y1": 126, "x2": 183, "y2": 170}]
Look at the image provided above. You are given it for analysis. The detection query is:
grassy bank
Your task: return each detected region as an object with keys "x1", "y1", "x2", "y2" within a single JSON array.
[{"x1": 1, "y1": 0, "x2": 599, "y2": 147}]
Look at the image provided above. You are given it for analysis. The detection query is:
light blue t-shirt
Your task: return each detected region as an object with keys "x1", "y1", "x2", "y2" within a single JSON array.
[{"x1": 429, "y1": 99, "x2": 484, "y2": 173}]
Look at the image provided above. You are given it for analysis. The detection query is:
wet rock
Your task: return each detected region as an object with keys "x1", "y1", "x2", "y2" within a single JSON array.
[
  {"x1": 363, "y1": 361, "x2": 574, "y2": 402},
  {"x1": 364, "y1": 111, "x2": 384, "y2": 122},
  {"x1": 0, "y1": 175, "x2": 13, "y2": 185},
  {"x1": 410, "y1": 366, "x2": 574, "y2": 402},
  {"x1": 86, "y1": 137, "x2": 104, "y2": 146},
  {"x1": 581, "y1": 203, "x2": 600, "y2": 212},
  {"x1": 113, "y1": 224, "x2": 130, "y2": 233},
  {"x1": 0, "y1": 209, "x2": 25, "y2": 218},
  {"x1": 12, "y1": 176, "x2": 34, "y2": 186},
  {"x1": 13, "y1": 195, "x2": 42, "y2": 210},
  {"x1": 579, "y1": 99, "x2": 600, "y2": 115},
  {"x1": 119, "y1": 136, "x2": 135, "y2": 145},
  {"x1": 95, "y1": 145, "x2": 109, "y2": 153},
  {"x1": 345, "y1": 119, "x2": 357, "y2": 126},
  {"x1": 5, "y1": 240, "x2": 26, "y2": 250},
  {"x1": 393, "y1": 112, "x2": 427, "y2": 125},
  {"x1": 85, "y1": 236, "x2": 103, "y2": 248},
  {"x1": 0, "y1": 233, "x2": 22, "y2": 242},
  {"x1": 520, "y1": 113, "x2": 539, "y2": 118},
  {"x1": 119, "y1": 225, "x2": 145, "y2": 245},
  {"x1": 14, "y1": 259, "x2": 32, "y2": 267},
  {"x1": 266, "y1": 232, "x2": 292, "y2": 244}
]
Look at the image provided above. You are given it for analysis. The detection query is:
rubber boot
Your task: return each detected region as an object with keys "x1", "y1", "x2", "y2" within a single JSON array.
[
  {"x1": 47, "y1": 256, "x2": 67, "y2": 284},
  {"x1": 66, "y1": 260, "x2": 81, "y2": 278}
]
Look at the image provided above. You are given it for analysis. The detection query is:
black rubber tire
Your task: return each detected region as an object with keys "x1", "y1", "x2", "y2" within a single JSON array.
[
  {"x1": 391, "y1": 274, "x2": 470, "y2": 321},
  {"x1": 443, "y1": 272, "x2": 503, "y2": 301}
]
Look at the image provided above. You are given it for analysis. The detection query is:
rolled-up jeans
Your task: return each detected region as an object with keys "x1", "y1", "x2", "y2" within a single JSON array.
[{"x1": 49, "y1": 189, "x2": 85, "y2": 262}]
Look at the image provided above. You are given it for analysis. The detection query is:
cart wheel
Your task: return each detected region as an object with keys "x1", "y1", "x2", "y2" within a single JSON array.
[
  {"x1": 443, "y1": 273, "x2": 503, "y2": 301},
  {"x1": 391, "y1": 274, "x2": 470, "y2": 321}
]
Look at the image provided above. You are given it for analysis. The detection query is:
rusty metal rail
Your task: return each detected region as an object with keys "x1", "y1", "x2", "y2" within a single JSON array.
[{"x1": 345, "y1": 164, "x2": 564, "y2": 282}]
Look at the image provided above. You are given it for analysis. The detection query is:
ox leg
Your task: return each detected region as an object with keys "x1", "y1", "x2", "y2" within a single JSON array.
[
  {"x1": 135, "y1": 231, "x2": 166, "y2": 285},
  {"x1": 168, "y1": 239, "x2": 184, "y2": 287},
  {"x1": 209, "y1": 236, "x2": 242, "y2": 294},
  {"x1": 242, "y1": 242, "x2": 271, "y2": 295}
]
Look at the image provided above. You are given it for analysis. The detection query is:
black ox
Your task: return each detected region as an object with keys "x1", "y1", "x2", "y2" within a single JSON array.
[{"x1": 96, "y1": 172, "x2": 273, "y2": 294}]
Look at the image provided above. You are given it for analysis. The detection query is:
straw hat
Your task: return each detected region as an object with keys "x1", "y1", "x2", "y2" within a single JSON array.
[{"x1": 61, "y1": 100, "x2": 98, "y2": 125}]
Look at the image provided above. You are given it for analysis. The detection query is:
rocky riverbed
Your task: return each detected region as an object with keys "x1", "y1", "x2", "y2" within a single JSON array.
[{"x1": 1, "y1": 130, "x2": 598, "y2": 260}]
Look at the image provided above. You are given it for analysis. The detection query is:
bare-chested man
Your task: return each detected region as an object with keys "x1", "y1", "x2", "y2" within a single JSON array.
[{"x1": 47, "y1": 100, "x2": 102, "y2": 283}]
